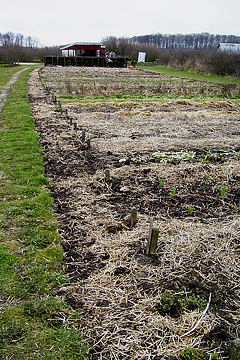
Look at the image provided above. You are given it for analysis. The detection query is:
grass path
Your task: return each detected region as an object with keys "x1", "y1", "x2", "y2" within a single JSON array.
[
  {"x1": 0, "y1": 67, "x2": 29, "y2": 112},
  {"x1": 0, "y1": 67, "x2": 91, "y2": 359},
  {"x1": 0, "y1": 66, "x2": 27, "y2": 91},
  {"x1": 138, "y1": 64, "x2": 240, "y2": 85}
]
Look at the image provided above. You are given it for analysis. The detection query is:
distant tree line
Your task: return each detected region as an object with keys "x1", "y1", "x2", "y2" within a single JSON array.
[
  {"x1": 1, "y1": 31, "x2": 240, "y2": 77},
  {"x1": 129, "y1": 32, "x2": 240, "y2": 49},
  {"x1": 102, "y1": 36, "x2": 160, "y2": 62},
  {"x1": 155, "y1": 48, "x2": 240, "y2": 77},
  {"x1": 102, "y1": 34, "x2": 240, "y2": 77},
  {"x1": 0, "y1": 31, "x2": 39, "y2": 48},
  {"x1": 0, "y1": 31, "x2": 60, "y2": 64}
]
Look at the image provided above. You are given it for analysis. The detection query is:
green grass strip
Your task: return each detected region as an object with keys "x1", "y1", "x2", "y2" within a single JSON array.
[
  {"x1": 0, "y1": 66, "x2": 28, "y2": 92},
  {"x1": 0, "y1": 68, "x2": 91, "y2": 359},
  {"x1": 138, "y1": 64, "x2": 240, "y2": 85}
]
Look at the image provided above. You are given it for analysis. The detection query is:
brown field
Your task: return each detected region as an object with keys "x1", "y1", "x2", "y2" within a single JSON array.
[{"x1": 28, "y1": 67, "x2": 240, "y2": 360}]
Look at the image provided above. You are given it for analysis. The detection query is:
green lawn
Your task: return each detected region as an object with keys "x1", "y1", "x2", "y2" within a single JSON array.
[
  {"x1": 0, "y1": 66, "x2": 27, "y2": 92},
  {"x1": 138, "y1": 63, "x2": 240, "y2": 85},
  {"x1": 0, "y1": 67, "x2": 91, "y2": 359}
]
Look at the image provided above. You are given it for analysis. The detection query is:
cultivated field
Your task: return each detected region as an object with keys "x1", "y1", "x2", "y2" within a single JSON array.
[{"x1": 28, "y1": 67, "x2": 240, "y2": 360}]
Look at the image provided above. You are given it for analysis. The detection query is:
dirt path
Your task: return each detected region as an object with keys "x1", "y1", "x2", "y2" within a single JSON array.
[
  {"x1": 28, "y1": 67, "x2": 240, "y2": 360},
  {"x1": 0, "y1": 67, "x2": 29, "y2": 113}
]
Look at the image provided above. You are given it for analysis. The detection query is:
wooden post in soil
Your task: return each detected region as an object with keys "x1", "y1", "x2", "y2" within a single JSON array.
[
  {"x1": 81, "y1": 130, "x2": 86, "y2": 142},
  {"x1": 230, "y1": 340, "x2": 240, "y2": 360},
  {"x1": 99, "y1": 158, "x2": 105, "y2": 170},
  {"x1": 131, "y1": 207, "x2": 138, "y2": 228},
  {"x1": 57, "y1": 100, "x2": 62, "y2": 113},
  {"x1": 86, "y1": 138, "x2": 91, "y2": 149},
  {"x1": 105, "y1": 168, "x2": 110, "y2": 183},
  {"x1": 51, "y1": 92, "x2": 57, "y2": 104},
  {"x1": 146, "y1": 218, "x2": 159, "y2": 256}
]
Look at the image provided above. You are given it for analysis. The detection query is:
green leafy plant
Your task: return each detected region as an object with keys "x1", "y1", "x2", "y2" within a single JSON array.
[
  {"x1": 159, "y1": 176, "x2": 163, "y2": 188},
  {"x1": 156, "y1": 290, "x2": 175, "y2": 316},
  {"x1": 156, "y1": 291, "x2": 207, "y2": 317},
  {"x1": 172, "y1": 186, "x2": 176, "y2": 197},
  {"x1": 177, "y1": 294, "x2": 207, "y2": 311},
  {"x1": 205, "y1": 176, "x2": 209, "y2": 185},
  {"x1": 188, "y1": 204, "x2": 194, "y2": 215},
  {"x1": 180, "y1": 348, "x2": 218, "y2": 360},
  {"x1": 220, "y1": 183, "x2": 227, "y2": 197}
]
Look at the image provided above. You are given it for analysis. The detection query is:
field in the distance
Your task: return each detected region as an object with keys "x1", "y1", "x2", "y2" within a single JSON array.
[{"x1": 28, "y1": 66, "x2": 240, "y2": 360}]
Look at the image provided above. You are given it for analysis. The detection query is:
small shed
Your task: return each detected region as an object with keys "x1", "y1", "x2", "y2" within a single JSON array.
[
  {"x1": 60, "y1": 42, "x2": 105, "y2": 57},
  {"x1": 218, "y1": 43, "x2": 240, "y2": 52}
]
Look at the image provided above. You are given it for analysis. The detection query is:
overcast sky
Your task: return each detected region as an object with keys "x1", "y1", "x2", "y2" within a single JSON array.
[{"x1": 1, "y1": 0, "x2": 240, "y2": 46}]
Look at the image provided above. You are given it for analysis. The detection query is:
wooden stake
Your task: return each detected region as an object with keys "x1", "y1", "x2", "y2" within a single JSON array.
[
  {"x1": 105, "y1": 168, "x2": 110, "y2": 183},
  {"x1": 130, "y1": 207, "x2": 138, "y2": 228},
  {"x1": 146, "y1": 218, "x2": 159, "y2": 256},
  {"x1": 99, "y1": 158, "x2": 105, "y2": 170},
  {"x1": 230, "y1": 340, "x2": 240, "y2": 360},
  {"x1": 81, "y1": 130, "x2": 86, "y2": 141},
  {"x1": 51, "y1": 93, "x2": 57, "y2": 104},
  {"x1": 146, "y1": 217, "x2": 153, "y2": 256},
  {"x1": 150, "y1": 228, "x2": 159, "y2": 255}
]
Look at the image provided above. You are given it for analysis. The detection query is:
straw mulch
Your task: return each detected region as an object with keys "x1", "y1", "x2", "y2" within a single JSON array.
[{"x1": 28, "y1": 67, "x2": 240, "y2": 360}]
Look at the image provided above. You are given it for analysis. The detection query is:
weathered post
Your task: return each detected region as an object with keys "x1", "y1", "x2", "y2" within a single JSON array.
[
  {"x1": 51, "y1": 92, "x2": 56, "y2": 104},
  {"x1": 230, "y1": 340, "x2": 240, "y2": 360},
  {"x1": 57, "y1": 100, "x2": 62, "y2": 113},
  {"x1": 86, "y1": 138, "x2": 91, "y2": 149},
  {"x1": 146, "y1": 218, "x2": 153, "y2": 256},
  {"x1": 146, "y1": 218, "x2": 159, "y2": 256},
  {"x1": 130, "y1": 207, "x2": 138, "y2": 228},
  {"x1": 99, "y1": 158, "x2": 105, "y2": 170},
  {"x1": 81, "y1": 130, "x2": 86, "y2": 142},
  {"x1": 105, "y1": 168, "x2": 110, "y2": 183},
  {"x1": 150, "y1": 228, "x2": 159, "y2": 254}
]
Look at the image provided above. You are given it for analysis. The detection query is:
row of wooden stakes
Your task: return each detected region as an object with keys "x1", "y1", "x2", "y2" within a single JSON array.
[
  {"x1": 38, "y1": 69, "x2": 159, "y2": 257},
  {"x1": 101, "y1": 160, "x2": 159, "y2": 257}
]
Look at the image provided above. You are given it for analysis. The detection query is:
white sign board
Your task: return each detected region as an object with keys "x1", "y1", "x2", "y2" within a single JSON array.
[
  {"x1": 69, "y1": 50, "x2": 75, "y2": 57},
  {"x1": 219, "y1": 43, "x2": 240, "y2": 52},
  {"x1": 138, "y1": 52, "x2": 146, "y2": 62},
  {"x1": 62, "y1": 50, "x2": 68, "y2": 57}
]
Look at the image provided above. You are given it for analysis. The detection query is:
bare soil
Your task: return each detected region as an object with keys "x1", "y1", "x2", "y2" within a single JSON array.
[{"x1": 28, "y1": 67, "x2": 240, "y2": 360}]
